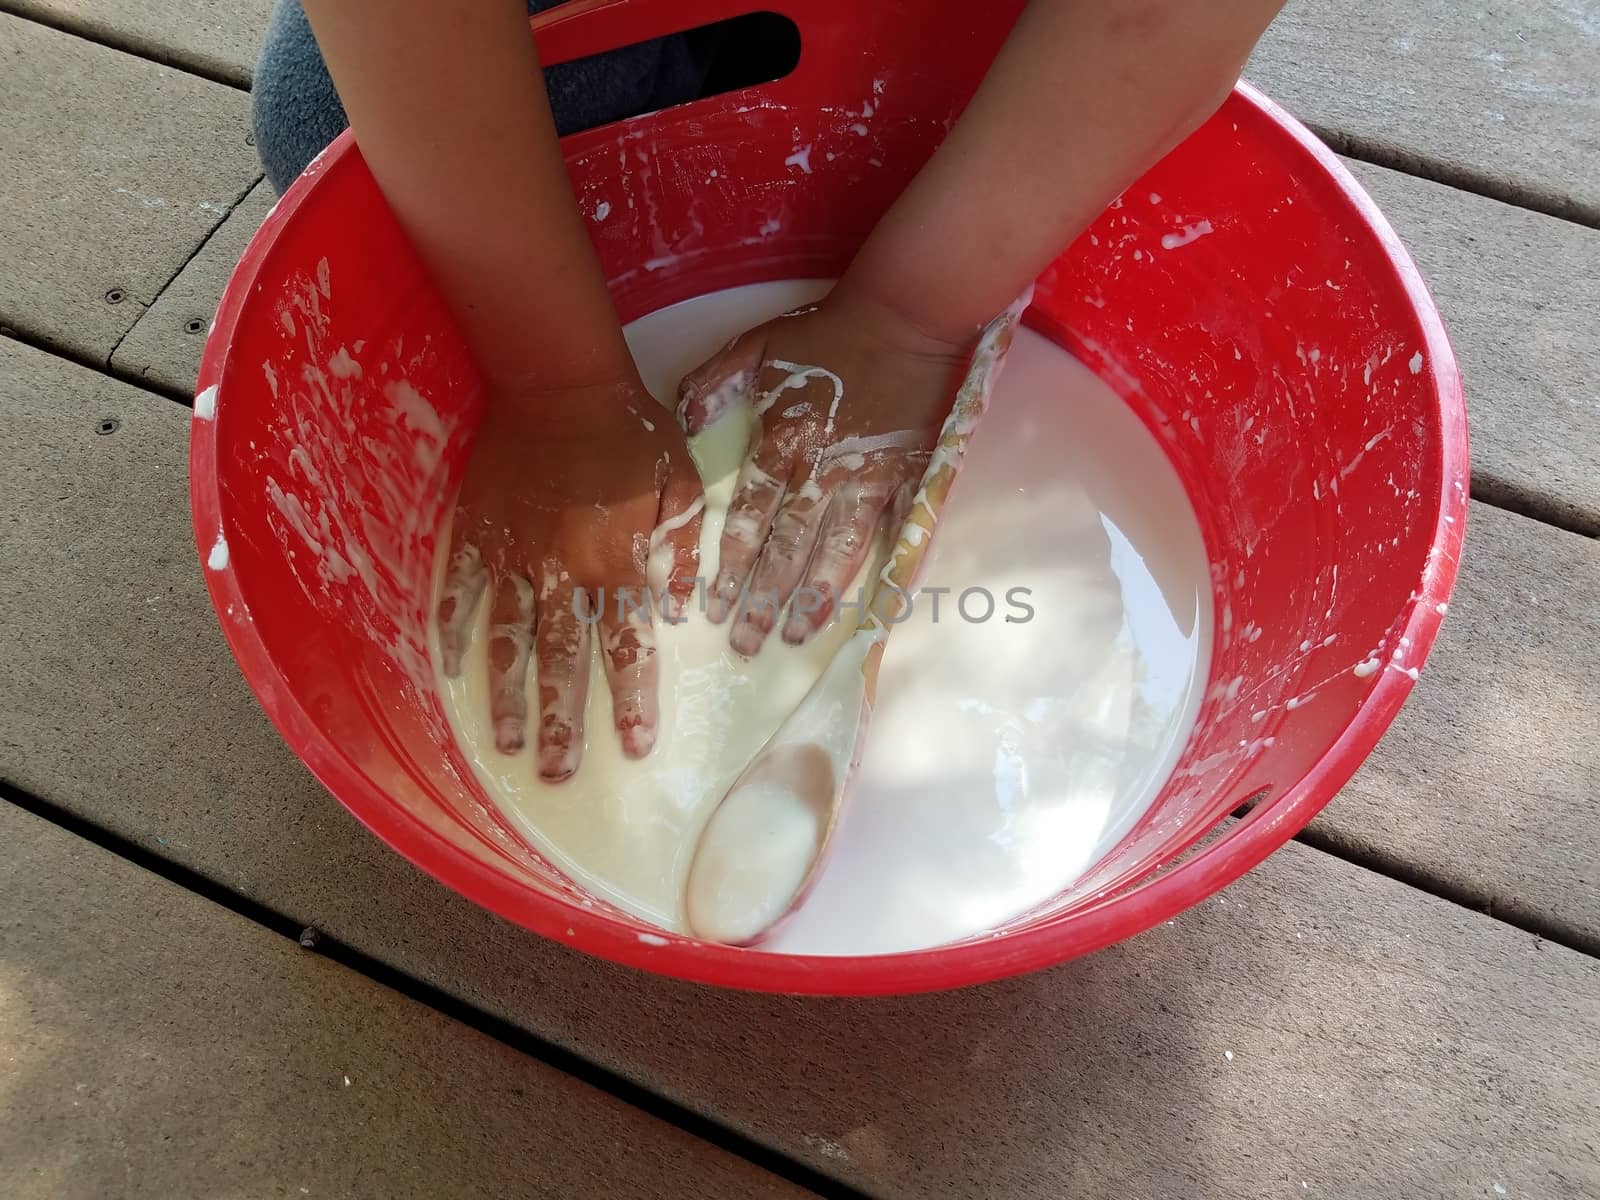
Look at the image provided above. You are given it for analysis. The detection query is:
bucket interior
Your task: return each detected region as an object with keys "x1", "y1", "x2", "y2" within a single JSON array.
[{"x1": 195, "y1": 34, "x2": 1464, "y2": 990}]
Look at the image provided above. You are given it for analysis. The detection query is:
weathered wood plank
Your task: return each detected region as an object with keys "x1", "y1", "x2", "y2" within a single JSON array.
[
  {"x1": 1249, "y1": 0, "x2": 1600, "y2": 221},
  {"x1": 1310, "y1": 501, "x2": 1600, "y2": 948},
  {"x1": 1345, "y1": 160, "x2": 1600, "y2": 534},
  {"x1": 110, "y1": 179, "x2": 275, "y2": 393},
  {"x1": 0, "y1": 15, "x2": 259, "y2": 364},
  {"x1": 4, "y1": 341, "x2": 1599, "y2": 1197},
  {"x1": 9, "y1": 0, "x2": 1596, "y2": 220},
  {"x1": 0, "y1": 0, "x2": 272, "y2": 87},
  {"x1": 0, "y1": 804, "x2": 805, "y2": 1200}
]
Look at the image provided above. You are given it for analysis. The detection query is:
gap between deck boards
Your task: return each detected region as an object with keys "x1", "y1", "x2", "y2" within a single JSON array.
[
  {"x1": 7, "y1": 763, "x2": 1596, "y2": 1191},
  {"x1": 0, "y1": 1, "x2": 252, "y2": 90},
  {"x1": 1312, "y1": 124, "x2": 1600, "y2": 233},
  {"x1": 4, "y1": 4, "x2": 1596, "y2": 236},
  {"x1": 0, "y1": 780, "x2": 871, "y2": 1200},
  {"x1": 102, "y1": 171, "x2": 266, "y2": 391},
  {"x1": 7, "y1": 753, "x2": 1598, "y2": 974}
]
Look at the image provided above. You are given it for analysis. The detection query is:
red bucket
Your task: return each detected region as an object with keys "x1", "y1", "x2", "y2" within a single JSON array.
[{"x1": 191, "y1": 0, "x2": 1467, "y2": 994}]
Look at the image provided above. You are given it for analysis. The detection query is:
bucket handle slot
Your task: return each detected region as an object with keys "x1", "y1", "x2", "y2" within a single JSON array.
[
  {"x1": 529, "y1": 0, "x2": 1024, "y2": 115},
  {"x1": 530, "y1": 0, "x2": 787, "y2": 69}
]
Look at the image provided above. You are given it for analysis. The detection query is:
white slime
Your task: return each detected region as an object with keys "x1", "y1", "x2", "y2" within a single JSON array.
[
  {"x1": 435, "y1": 281, "x2": 1212, "y2": 955},
  {"x1": 686, "y1": 774, "x2": 828, "y2": 945}
]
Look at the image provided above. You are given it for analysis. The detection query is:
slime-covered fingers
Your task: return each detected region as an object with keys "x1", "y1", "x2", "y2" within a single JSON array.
[
  {"x1": 599, "y1": 579, "x2": 660, "y2": 759},
  {"x1": 648, "y1": 457, "x2": 705, "y2": 623},
  {"x1": 707, "y1": 428, "x2": 792, "y2": 624},
  {"x1": 730, "y1": 465, "x2": 828, "y2": 657},
  {"x1": 436, "y1": 532, "x2": 488, "y2": 677},
  {"x1": 486, "y1": 567, "x2": 536, "y2": 753},
  {"x1": 533, "y1": 562, "x2": 591, "y2": 782},
  {"x1": 782, "y1": 476, "x2": 896, "y2": 645},
  {"x1": 713, "y1": 361, "x2": 854, "y2": 645}
]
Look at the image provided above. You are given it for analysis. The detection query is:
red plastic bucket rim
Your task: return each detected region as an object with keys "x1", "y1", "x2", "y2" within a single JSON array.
[{"x1": 190, "y1": 79, "x2": 1467, "y2": 995}]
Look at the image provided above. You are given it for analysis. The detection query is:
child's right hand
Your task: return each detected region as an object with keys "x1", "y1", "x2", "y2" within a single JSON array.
[
  {"x1": 676, "y1": 288, "x2": 976, "y2": 657},
  {"x1": 436, "y1": 372, "x2": 703, "y2": 780}
]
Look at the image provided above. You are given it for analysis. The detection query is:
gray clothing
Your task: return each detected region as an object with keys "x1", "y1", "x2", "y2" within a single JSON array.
[{"x1": 251, "y1": 0, "x2": 716, "y2": 193}]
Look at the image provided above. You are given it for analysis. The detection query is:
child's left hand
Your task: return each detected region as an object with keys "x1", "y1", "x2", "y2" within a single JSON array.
[
  {"x1": 437, "y1": 372, "x2": 703, "y2": 776},
  {"x1": 677, "y1": 290, "x2": 974, "y2": 656}
]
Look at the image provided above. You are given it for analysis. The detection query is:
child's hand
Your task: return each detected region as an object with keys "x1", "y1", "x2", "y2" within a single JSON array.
[
  {"x1": 437, "y1": 375, "x2": 703, "y2": 778},
  {"x1": 677, "y1": 292, "x2": 971, "y2": 656}
]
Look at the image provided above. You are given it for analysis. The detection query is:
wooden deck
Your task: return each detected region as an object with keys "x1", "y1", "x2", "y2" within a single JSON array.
[{"x1": 2, "y1": 3, "x2": 1598, "y2": 1196}]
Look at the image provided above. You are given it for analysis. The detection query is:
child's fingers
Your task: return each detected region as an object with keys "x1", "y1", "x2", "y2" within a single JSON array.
[
  {"x1": 648, "y1": 455, "x2": 705, "y2": 623},
  {"x1": 534, "y1": 562, "x2": 592, "y2": 783},
  {"x1": 677, "y1": 330, "x2": 765, "y2": 433},
  {"x1": 486, "y1": 567, "x2": 536, "y2": 754},
  {"x1": 782, "y1": 478, "x2": 895, "y2": 646},
  {"x1": 599, "y1": 577, "x2": 659, "y2": 759},
  {"x1": 707, "y1": 427, "x2": 793, "y2": 623},
  {"x1": 731, "y1": 466, "x2": 830, "y2": 657},
  {"x1": 436, "y1": 522, "x2": 487, "y2": 676}
]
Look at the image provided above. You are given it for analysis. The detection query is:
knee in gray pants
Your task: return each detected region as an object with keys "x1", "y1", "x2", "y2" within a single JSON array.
[{"x1": 251, "y1": 0, "x2": 716, "y2": 194}]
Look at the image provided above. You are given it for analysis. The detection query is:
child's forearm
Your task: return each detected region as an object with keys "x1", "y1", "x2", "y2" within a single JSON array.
[
  {"x1": 838, "y1": 0, "x2": 1285, "y2": 344},
  {"x1": 301, "y1": 0, "x2": 631, "y2": 394}
]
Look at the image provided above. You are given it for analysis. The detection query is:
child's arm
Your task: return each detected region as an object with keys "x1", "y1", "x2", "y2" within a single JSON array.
[
  {"x1": 300, "y1": 0, "x2": 626, "y2": 390},
  {"x1": 681, "y1": 0, "x2": 1283, "y2": 655},
  {"x1": 302, "y1": 0, "x2": 704, "y2": 777},
  {"x1": 839, "y1": 0, "x2": 1286, "y2": 346}
]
